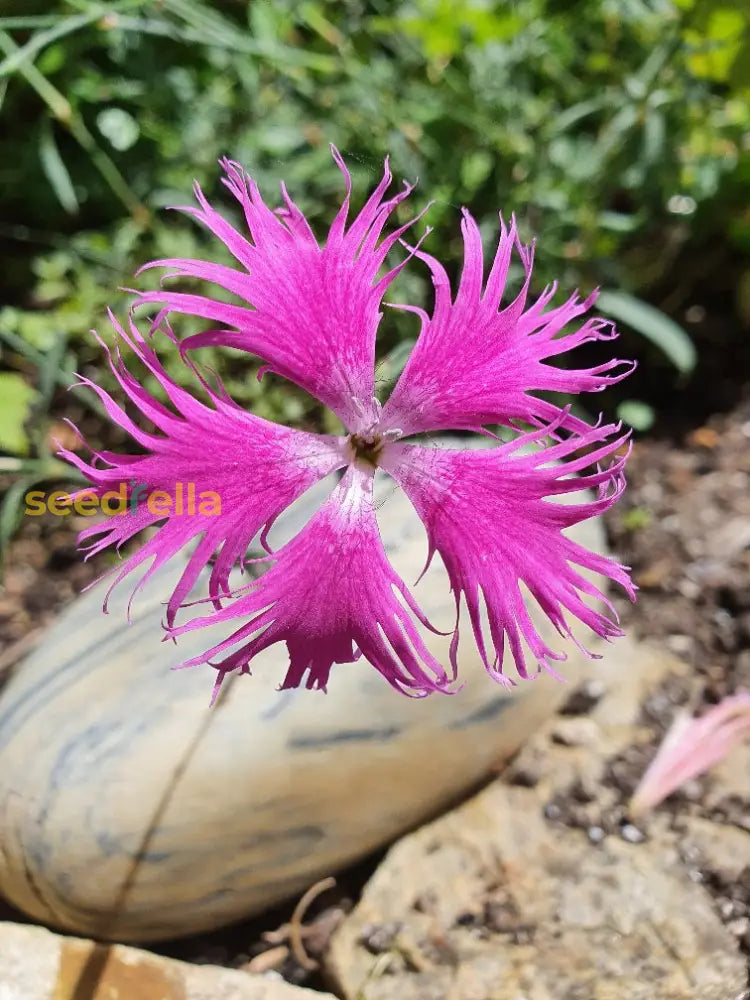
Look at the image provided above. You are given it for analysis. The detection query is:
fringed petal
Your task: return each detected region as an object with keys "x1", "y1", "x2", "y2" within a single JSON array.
[
  {"x1": 381, "y1": 211, "x2": 635, "y2": 436},
  {"x1": 137, "y1": 148, "x2": 419, "y2": 432},
  {"x1": 62, "y1": 311, "x2": 348, "y2": 623},
  {"x1": 379, "y1": 423, "x2": 636, "y2": 685},
  {"x1": 169, "y1": 463, "x2": 455, "y2": 698}
]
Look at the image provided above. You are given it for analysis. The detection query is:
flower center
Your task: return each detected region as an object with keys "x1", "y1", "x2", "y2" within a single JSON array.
[{"x1": 348, "y1": 432, "x2": 385, "y2": 468}]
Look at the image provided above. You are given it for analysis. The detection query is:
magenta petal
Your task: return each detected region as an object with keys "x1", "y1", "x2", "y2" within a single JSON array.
[
  {"x1": 379, "y1": 425, "x2": 635, "y2": 684},
  {"x1": 137, "y1": 148, "x2": 418, "y2": 432},
  {"x1": 170, "y1": 464, "x2": 454, "y2": 697},
  {"x1": 63, "y1": 312, "x2": 348, "y2": 623},
  {"x1": 381, "y1": 211, "x2": 634, "y2": 436}
]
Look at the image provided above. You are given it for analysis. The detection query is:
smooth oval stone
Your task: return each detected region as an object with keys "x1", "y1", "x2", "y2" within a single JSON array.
[{"x1": 0, "y1": 461, "x2": 611, "y2": 941}]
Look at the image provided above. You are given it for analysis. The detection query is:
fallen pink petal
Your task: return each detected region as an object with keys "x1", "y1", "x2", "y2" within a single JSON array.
[
  {"x1": 62, "y1": 148, "x2": 636, "y2": 697},
  {"x1": 630, "y1": 691, "x2": 750, "y2": 815}
]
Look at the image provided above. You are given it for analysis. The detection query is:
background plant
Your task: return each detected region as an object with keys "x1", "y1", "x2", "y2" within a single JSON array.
[{"x1": 1, "y1": 0, "x2": 749, "y2": 554}]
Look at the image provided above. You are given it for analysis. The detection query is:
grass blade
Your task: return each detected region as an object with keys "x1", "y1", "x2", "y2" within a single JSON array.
[
  {"x1": 597, "y1": 289, "x2": 697, "y2": 375},
  {"x1": 38, "y1": 119, "x2": 79, "y2": 214}
]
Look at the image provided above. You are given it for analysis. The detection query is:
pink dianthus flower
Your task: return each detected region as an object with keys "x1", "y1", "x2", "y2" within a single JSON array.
[{"x1": 62, "y1": 149, "x2": 636, "y2": 700}]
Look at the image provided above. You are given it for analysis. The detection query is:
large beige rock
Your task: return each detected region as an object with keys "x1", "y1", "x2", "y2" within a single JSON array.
[
  {"x1": 0, "y1": 921, "x2": 332, "y2": 1000},
  {"x1": 0, "y1": 462, "x2": 616, "y2": 941},
  {"x1": 326, "y1": 641, "x2": 747, "y2": 1000}
]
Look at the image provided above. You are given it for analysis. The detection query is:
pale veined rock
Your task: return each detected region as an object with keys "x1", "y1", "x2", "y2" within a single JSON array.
[{"x1": 0, "y1": 448, "x2": 615, "y2": 941}]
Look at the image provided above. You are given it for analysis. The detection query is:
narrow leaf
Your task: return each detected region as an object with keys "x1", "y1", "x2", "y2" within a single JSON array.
[
  {"x1": 597, "y1": 289, "x2": 697, "y2": 374},
  {"x1": 0, "y1": 476, "x2": 33, "y2": 564},
  {"x1": 38, "y1": 119, "x2": 78, "y2": 214}
]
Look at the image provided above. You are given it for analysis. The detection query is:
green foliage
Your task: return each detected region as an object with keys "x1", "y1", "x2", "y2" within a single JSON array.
[
  {"x1": 0, "y1": 372, "x2": 37, "y2": 455},
  {"x1": 616, "y1": 399, "x2": 656, "y2": 432},
  {"x1": 620, "y1": 505, "x2": 653, "y2": 531},
  {"x1": 0, "y1": 0, "x2": 748, "y2": 504}
]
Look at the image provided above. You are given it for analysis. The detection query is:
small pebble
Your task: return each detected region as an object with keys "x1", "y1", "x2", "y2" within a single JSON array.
[
  {"x1": 667, "y1": 634, "x2": 693, "y2": 656},
  {"x1": 680, "y1": 844, "x2": 702, "y2": 865},
  {"x1": 713, "y1": 608, "x2": 734, "y2": 628},
  {"x1": 677, "y1": 578, "x2": 701, "y2": 600},
  {"x1": 543, "y1": 802, "x2": 562, "y2": 822},
  {"x1": 698, "y1": 507, "x2": 721, "y2": 527},
  {"x1": 680, "y1": 779, "x2": 703, "y2": 802},
  {"x1": 641, "y1": 482, "x2": 664, "y2": 504},
  {"x1": 587, "y1": 826, "x2": 605, "y2": 845},
  {"x1": 359, "y1": 922, "x2": 402, "y2": 955},
  {"x1": 550, "y1": 718, "x2": 600, "y2": 748},
  {"x1": 620, "y1": 823, "x2": 645, "y2": 844},
  {"x1": 727, "y1": 917, "x2": 749, "y2": 939}
]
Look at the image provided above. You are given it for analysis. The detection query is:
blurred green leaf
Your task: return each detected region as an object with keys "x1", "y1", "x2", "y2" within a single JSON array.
[
  {"x1": 597, "y1": 290, "x2": 697, "y2": 374},
  {"x1": 684, "y1": 6, "x2": 746, "y2": 81},
  {"x1": 551, "y1": 96, "x2": 608, "y2": 134},
  {"x1": 96, "y1": 107, "x2": 140, "y2": 152},
  {"x1": 460, "y1": 150, "x2": 493, "y2": 191},
  {"x1": 38, "y1": 120, "x2": 79, "y2": 214},
  {"x1": 643, "y1": 109, "x2": 665, "y2": 164},
  {"x1": 598, "y1": 211, "x2": 641, "y2": 233},
  {"x1": 0, "y1": 476, "x2": 33, "y2": 565},
  {"x1": 617, "y1": 399, "x2": 656, "y2": 431},
  {"x1": 621, "y1": 506, "x2": 652, "y2": 531},
  {"x1": 0, "y1": 373, "x2": 37, "y2": 455}
]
